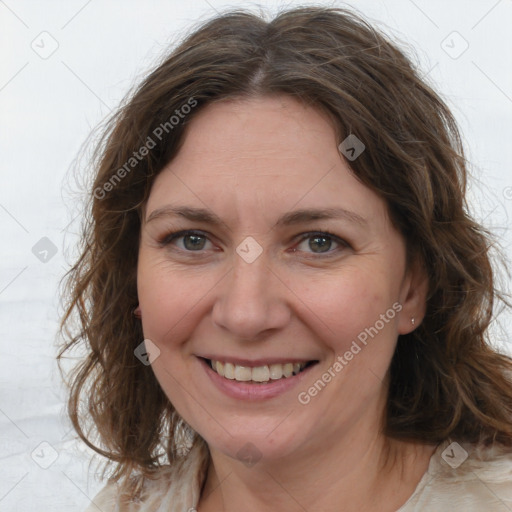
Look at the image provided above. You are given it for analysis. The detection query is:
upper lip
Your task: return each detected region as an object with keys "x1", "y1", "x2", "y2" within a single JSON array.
[{"x1": 199, "y1": 355, "x2": 317, "y2": 367}]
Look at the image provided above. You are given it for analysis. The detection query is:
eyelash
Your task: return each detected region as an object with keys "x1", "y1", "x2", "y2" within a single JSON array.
[
  {"x1": 294, "y1": 230, "x2": 350, "y2": 256},
  {"x1": 159, "y1": 230, "x2": 215, "y2": 252},
  {"x1": 158, "y1": 229, "x2": 350, "y2": 257}
]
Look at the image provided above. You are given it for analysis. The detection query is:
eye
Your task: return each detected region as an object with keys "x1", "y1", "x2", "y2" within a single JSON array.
[
  {"x1": 294, "y1": 232, "x2": 348, "y2": 255},
  {"x1": 159, "y1": 230, "x2": 214, "y2": 252}
]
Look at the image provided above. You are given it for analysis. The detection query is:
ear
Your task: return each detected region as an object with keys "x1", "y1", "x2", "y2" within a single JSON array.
[
  {"x1": 397, "y1": 256, "x2": 428, "y2": 335},
  {"x1": 133, "y1": 305, "x2": 142, "y2": 318}
]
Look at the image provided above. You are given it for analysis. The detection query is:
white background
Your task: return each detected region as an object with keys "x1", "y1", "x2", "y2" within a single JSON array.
[{"x1": 1, "y1": 0, "x2": 511, "y2": 510}]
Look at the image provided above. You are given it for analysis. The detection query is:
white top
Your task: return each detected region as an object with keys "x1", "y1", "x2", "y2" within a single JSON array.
[{"x1": 85, "y1": 440, "x2": 512, "y2": 511}]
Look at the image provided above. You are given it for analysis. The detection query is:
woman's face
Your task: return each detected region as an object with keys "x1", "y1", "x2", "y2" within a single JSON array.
[{"x1": 137, "y1": 95, "x2": 424, "y2": 462}]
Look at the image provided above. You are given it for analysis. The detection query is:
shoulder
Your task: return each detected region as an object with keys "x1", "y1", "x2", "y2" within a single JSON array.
[
  {"x1": 83, "y1": 467, "x2": 175, "y2": 512},
  {"x1": 84, "y1": 481, "x2": 118, "y2": 512},
  {"x1": 401, "y1": 440, "x2": 512, "y2": 511},
  {"x1": 83, "y1": 441, "x2": 209, "y2": 512}
]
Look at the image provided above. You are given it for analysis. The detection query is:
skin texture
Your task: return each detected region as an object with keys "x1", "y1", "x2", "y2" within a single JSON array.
[{"x1": 137, "y1": 96, "x2": 436, "y2": 511}]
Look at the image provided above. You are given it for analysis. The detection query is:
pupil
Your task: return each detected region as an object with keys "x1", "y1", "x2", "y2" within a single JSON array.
[
  {"x1": 310, "y1": 236, "x2": 331, "y2": 253},
  {"x1": 184, "y1": 235, "x2": 205, "y2": 250}
]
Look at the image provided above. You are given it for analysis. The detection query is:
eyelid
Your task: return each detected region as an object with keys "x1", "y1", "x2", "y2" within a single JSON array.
[
  {"x1": 158, "y1": 229, "x2": 214, "y2": 248},
  {"x1": 157, "y1": 228, "x2": 350, "y2": 255},
  {"x1": 293, "y1": 231, "x2": 350, "y2": 254}
]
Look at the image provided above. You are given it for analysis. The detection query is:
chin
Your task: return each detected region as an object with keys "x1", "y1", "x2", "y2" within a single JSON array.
[{"x1": 200, "y1": 417, "x2": 314, "y2": 465}]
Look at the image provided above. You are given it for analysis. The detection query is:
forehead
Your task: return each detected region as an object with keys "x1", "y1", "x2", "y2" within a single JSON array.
[
  {"x1": 146, "y1": 95, "x2": 388, "y2": 228},
  {"x1": 173, "y1": 96, "x2": 338, "y2": 170}
]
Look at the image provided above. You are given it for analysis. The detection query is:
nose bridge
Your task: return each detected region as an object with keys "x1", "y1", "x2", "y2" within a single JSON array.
[
  {"x1": 232, "y1": 256, "x2": 267, "y2": 297},
  {"x1": 212, "y1": 253, "x2": 290, "y2": 338}
]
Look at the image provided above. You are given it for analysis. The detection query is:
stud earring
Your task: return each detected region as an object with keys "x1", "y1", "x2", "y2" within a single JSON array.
[{"x1": 411, "y1": 317, "x2": 415, "y2": 326}]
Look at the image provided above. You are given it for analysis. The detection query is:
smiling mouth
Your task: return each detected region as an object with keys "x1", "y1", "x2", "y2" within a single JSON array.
[{"x1": 205, "y1": 358, "x2": 318, "y2": 384}]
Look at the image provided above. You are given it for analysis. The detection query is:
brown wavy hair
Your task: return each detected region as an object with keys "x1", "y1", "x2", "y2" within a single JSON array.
[{"x1": 58, "y1": 6, "x2": 512, "y2": 484}]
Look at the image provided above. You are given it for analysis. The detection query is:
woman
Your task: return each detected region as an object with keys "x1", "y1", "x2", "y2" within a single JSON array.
[{"x1": 59, "y1": 6, "x2": 512, "y2": 511}]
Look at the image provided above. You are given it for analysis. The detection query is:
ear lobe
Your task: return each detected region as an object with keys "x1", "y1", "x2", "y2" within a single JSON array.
[
  {"x1": 397, "y1": 258, "x2": 428, "y2": 335},
  {"x1": 133, "y1": 305, "x2": 142, "y2": 319}
]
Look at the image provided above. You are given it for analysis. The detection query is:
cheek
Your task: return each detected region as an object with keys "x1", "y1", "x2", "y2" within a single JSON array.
[
  {"x1": 136, "y1": 255, "x2": 211, "y2": 347},
  {"x1": 290, "y1": 267, "x2": 400, "y2": 356},
  {"x1": 136, "y1": 258, "x2": 212, "y2": 425}
]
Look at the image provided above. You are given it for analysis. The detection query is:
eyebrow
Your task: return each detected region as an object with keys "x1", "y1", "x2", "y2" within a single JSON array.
[
  {"x1": 145, "y1": 205, "x2": 367, "y2": 227},
  {"x1": 146, "y1": 206, "x2": 223, "y2": 225},
  {"x1": 275, "y1": 207, "x2": 367, "y2": 227}
]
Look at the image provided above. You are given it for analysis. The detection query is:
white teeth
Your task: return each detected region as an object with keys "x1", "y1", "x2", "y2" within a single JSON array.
[
  {"x1": 269, "y1": 364, "x2": 283, "y2": 380},
  {"x1": 210, "y1": 360, "x2": 307, "y2": 383},
  {"x1": 224, "y1": 362, "x2": 235, "y2": 379},
  {"x1": 215, "y1": 361, "x2": 224, "y2": 377},
  {"x1": 282, "y1": 363, "x2": 293, "y2": 378},
  {"x1": 234, "y1": 366, "x2": 252, "y2": 381},
  {"x1": 252, "y1": 365, "x2": 270, "y2": 382}
]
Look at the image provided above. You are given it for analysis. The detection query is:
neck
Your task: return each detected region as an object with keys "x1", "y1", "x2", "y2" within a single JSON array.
[{"x1": 197, "y1": 415, "x2": 437, "y2": 512}]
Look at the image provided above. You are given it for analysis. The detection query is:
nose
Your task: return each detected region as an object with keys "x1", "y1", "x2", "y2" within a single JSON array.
[{"x1": 211, "y1": 256, "x2": 291, "y2": 340}]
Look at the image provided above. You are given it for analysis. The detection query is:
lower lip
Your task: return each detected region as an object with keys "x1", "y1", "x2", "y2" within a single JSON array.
[{"x1": 199, "y1": 358, "x2": 316, "y2": 401}]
